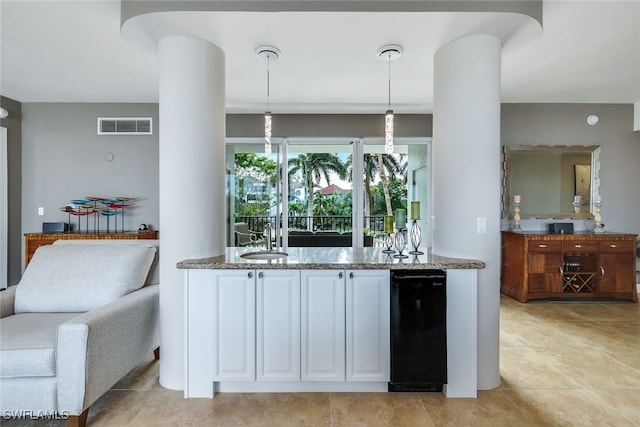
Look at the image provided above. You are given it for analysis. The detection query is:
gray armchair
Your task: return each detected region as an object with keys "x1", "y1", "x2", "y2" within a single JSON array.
[{"x1": 0, "y1": 240, "x2": 160, "y2": 427}]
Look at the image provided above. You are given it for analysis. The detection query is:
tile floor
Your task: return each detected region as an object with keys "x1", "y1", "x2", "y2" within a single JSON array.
[{"x1": 4, "y1": 294, "x2": 639, "y2": 426}]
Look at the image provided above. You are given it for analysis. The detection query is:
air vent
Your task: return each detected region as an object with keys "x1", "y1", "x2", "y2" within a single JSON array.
[{"x1": 97, "y1": 117, "x2": 153, "y2": 135}]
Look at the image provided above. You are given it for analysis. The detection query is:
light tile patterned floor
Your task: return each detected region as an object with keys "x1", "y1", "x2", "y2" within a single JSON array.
[{"x1": 4, "y1": 294, "x2": 639, "y2": 426}]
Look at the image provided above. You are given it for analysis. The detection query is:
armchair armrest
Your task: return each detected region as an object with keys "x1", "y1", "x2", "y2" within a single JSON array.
[
  {"x1": 56, "y1": 284, "x2": 159, "y2": 415},
  {"x1": 0, "y1": 285, "x2": 17, "y2": 318}
]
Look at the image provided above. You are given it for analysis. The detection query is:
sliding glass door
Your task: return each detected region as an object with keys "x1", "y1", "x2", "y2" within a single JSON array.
[{"x1": 226, "y1": 137, "x2": 430, "y2": 249}]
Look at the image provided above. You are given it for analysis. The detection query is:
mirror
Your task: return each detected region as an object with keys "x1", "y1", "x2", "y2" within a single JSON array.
[{"x1": 502, "y1": 145, "x2": 601, "y2": 219}]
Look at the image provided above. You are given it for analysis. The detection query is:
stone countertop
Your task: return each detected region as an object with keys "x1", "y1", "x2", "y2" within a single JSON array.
[{"x1": 177, "y1": 247, "x2": 485, "y2": 270}]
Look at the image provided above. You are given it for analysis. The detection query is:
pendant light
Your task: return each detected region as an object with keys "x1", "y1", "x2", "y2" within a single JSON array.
[
  {"x1": 257, "y1": 46, "x2": 281, "y2": 154},
  {"x1": 377, "y1": 45, "x2": 402, "y2": 155}
]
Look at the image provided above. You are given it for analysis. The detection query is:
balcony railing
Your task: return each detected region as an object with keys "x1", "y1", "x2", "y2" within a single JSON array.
[{"x1": 235, "y1": 215, "x2": 386, "y2": 235}]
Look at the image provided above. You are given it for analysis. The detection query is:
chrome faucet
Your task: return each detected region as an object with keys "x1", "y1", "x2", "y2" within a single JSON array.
[{"x1": 264, "y1": 223, "x2": 272, "y2": 251}]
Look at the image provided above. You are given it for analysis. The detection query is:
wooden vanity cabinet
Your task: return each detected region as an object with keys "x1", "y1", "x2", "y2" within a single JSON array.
[{"x1": 501, "y1": 231, "x2": 637, "y2": 303}]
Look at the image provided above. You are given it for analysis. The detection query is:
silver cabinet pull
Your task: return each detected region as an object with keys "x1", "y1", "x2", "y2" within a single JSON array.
[
  {"x1": 574, "y1": 244, "x2": 584, "y2": 248},
  {"x1": 248, "y1": 272, "x2": 253, "y2": 278},
  {"x1": 538, "y1": 244, "x2": 548, "y2": 248},
  {"x1": 610, "y1": 244, "x2": 619, "y2": 248},
  {"x1": 339, "y1": 272, "x2": 343, "y2": 279},
  {"x1": 600, "y1": 266, "x2": 605, "y2": 276},
  {"x1": 258, "y1": 271, "x2": 264, "y2": 278},
  {"x1": 559, "y1": 266, "x2": 564, "y2": 276},
  {"x1": 349, "y1": 272, "x2": 354, "y2": 279}
]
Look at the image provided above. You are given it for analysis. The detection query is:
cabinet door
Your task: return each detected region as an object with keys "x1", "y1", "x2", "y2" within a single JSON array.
[
  {"x1": 346, "y1": 269, "x2": 390, "y2": 382},
  {"x1": 301, "y1": 269, "x2": 346, "y2": 381},
  {"x1": 257, "y1": 270, "x2": 301, "y2": 381},
  {"x1": 599, "y1": 251, "x2": 635, "y2": 294},
  {"x1": 526, "y1": 239, "x2": 563, "y2": 294},
  {"x1": 527, "y1": 252, "x2": 563, "y2": 293},
  {"x1": 186, "y1": 269, "x2": 255, "y2": 398},
  {"x1": 211, "y1": 270, "x2": 256, "y2": 381}
]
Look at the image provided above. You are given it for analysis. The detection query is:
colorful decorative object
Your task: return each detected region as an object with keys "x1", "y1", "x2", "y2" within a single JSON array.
[{"x1": 59, "y1": 196, "x2": 139, "y2": 232}]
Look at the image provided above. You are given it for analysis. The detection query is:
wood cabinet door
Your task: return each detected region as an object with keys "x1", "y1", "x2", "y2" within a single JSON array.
[
  {"x1": 346, "y1": 269, "x2": 390, "y2": 382},
  {"x1": 300, "y1": 269, "x2": 346, "y2": 381},
  {"x1": 256, "y1": 270, "x2": 301, "y2": 381},
  {"x1": 527, "y1": 252, "x2": 563, "y2": 293},
  {"x1": 598, "y1": 252, "x2": 635, "y2": 294}
]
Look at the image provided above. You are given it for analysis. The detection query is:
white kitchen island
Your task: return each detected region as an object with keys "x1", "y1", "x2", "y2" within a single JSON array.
[{"x1": 178, "y1": 247, "x2": 484, "y2": 399}]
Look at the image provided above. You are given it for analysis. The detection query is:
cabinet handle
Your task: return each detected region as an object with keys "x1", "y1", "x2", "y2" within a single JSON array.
[
  {"x1": 538, "y1": 244, "x2": 548, "y2": 248},
  {"x1": 574, "y1": 244, "x2": 583, "y2": 248},
  {"x1": 559, "y1": 266, "x2": 564, "y2": 276},
  {"x1": 339, "y1": 272, "x2": 343, "y2": 278},
  {"x1": 349, "y1": 272, "x2": 354, "y2": 279},
  {"x1": 258, "y1": 272, "x2": 264, "y2": 278},
  {"x1": 248, "y1": 272, "x2": 253, "y2": 278},
  {"x1": 600, "y1": 266, "x2": 605, "y2": 276},
  {"x1": 610, "y1": 244, "x2": 619, "y2": 248}
]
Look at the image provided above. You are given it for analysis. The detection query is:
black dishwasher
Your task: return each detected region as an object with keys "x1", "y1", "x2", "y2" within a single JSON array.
[{"x1": 389, "y1": 269, "x2": 446, "y2": 392}]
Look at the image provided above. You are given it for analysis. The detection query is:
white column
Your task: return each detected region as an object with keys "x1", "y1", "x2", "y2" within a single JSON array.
[
  {"x1": 158, "y1": 36, "x2": 226, "y2": 390},
  {"x1": 432, "y1": 35, "x2": 501, "y2": 390}
]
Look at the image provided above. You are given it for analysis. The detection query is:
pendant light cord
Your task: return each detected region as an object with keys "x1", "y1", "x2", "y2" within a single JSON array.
[
  {"x1": 266, "y1": 54, "x2": 271, "y2": 111},
  {"x1": 387, "y1": 53, "x2": 392, "y2": 109}
]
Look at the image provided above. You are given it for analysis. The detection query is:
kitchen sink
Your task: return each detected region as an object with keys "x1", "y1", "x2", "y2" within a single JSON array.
[{"x1": 239, "y1": 250, "x2": 289, "y2": 261}]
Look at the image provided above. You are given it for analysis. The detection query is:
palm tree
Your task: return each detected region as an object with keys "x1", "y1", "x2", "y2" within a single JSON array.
[
  {"x1": 288, "y1": 153, "x2": 347, "y2": 230},
  {"x1": 346, "y1": 153, "x2": 405, "y2": 218}
]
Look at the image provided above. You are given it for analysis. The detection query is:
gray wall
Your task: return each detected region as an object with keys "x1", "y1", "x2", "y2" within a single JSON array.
[
  {"x1": 21, "y1": 103, "x2": 159, "y2": 269},
  {"x1": 502, "y1": 104, "x2": 640, "y2": 235},
  {"x1": 1, "y1": 96, "x2": 22, "y2": 285},
  {"x1": 227, "y1": 114, "x2": 432, "y2": 138}
]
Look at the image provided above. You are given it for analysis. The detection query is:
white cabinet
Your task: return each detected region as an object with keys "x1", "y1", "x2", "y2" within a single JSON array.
[
  {"x1": 346, "y1": 269, "x2": 390, "y2": 382},
  {"x1": 185, "y1": 269, "x2": 255, "y2": 398},
  {"x1": 185, "y1": 267, "x2": 390, "y2": 396},
  {"x1": 256, "y1": 270, "x2": 301, "y2": 381},
  {"x1": 301, "y1": 269, "x2": 346, "y2": 381}
]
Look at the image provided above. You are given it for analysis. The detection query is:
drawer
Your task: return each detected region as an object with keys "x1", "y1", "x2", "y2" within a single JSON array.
[
  {"x1": 597, "y1": 240, "x2": 634, "y2": 252},
  {"x1": 527, "y1": 240, "x2": 562, "y2": 253},
  {"x1": 563, "y1": 241, "x2": 598, "y2": 252}
]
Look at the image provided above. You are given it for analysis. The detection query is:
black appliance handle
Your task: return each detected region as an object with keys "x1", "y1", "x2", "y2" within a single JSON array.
[{"x1": 391, "y1": 273, "x2": 446, "y2": 280}]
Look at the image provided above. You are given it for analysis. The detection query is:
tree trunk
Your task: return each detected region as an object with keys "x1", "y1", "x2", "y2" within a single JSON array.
[
  {"x1": 364, "y1": 172, "x2": 373, "y2": 230},
  {"x1": 377, "y1": 154, "x2": 393, "y2": 215},
  {"x1": 306, "y1": 176, "x2": 314, "y2": 231}
]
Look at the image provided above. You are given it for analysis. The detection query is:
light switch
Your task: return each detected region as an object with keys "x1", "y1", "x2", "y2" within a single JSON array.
[
  {"x1": 477, "y1": 217, "x2": 487, "y2": 234},
  {"x1": 38, "y1": 207, "x2": 44, "y2": 216}
]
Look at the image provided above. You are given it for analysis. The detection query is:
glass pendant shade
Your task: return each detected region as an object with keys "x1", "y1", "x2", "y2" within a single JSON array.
[
  {"x1": 264, "y1": 111, "x2": 272, "y2": 154},
  {"x1": 385, "y1": 109, "x2": 394, "y2": 154}
]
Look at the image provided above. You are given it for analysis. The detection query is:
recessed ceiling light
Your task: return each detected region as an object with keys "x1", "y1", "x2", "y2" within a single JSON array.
[{"x1": 587, "y1": 114, "x2": 599, "y2": 125}]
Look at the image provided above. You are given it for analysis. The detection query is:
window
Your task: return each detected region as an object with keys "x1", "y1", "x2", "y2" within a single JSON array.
[{"x1": 226, "y1": 137, "x2": 431, "y2": 249}]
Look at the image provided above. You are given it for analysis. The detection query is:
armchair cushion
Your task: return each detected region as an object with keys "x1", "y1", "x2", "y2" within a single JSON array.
[
  {"x1": 0, "y1": 313, "x2": 77, "y2": 378},
  {"x1": 53, "y1": 239, "x2": 160, "y2": 286},
  {"x1": 14, "y1": 244, "x2": 156, "y2": 313}
]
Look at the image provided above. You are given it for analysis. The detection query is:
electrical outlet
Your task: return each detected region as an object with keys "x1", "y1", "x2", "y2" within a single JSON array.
[{"x1": 38, "y1": 207, "x2": 44, "y2": 216}]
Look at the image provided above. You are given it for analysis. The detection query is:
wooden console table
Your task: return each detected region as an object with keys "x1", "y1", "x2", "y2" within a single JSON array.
[
  {"x1": 501, "y1": 231, "x2": 637, "y2": 303},
  {"x1": 24, "y1": 230, "x2": 158, "y2": 267}
]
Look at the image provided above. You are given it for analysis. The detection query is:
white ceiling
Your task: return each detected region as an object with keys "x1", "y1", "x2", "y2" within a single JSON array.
[{"x1": 1, "y1": 1, "x2": 639, "y2": 113}]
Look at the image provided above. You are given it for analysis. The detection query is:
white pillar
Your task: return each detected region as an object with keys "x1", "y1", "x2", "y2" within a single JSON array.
[
  {"x1": 432, "y1": 35, "x2": 501, "y2": 390},
  {"x1": 158, "y1": 36, "x2": 226, "y2": 390}
]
